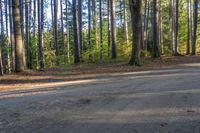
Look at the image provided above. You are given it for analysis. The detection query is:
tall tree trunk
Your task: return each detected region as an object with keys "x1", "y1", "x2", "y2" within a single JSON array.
[
  {"x1": 123, "y1": 0, "x2": 129, "y2": 44},
  {"x1": 192, "y1": 0, "x2": 198, "y2": 55},
  {"x1": 78, "y1": 0, "x2": 83, "y2": 51},
  {"x1": 9, "y1": 0, "x2": 15, "y2": 71},
  {"x1": 0, "y1": 0, "x2": 4, "y2": 75},
  {"x1": 29, "y1": 0, "x2": 32, "y2": 68},
  {"x1": 88, "y1": 0, "x2": 91, "y2": 47},
  {"x1": 0, "y1": 48, "x2": 3, "y2": 75},
  {"x1": 152, "y1": 0, "x2": 160, "y2": 58},
  {"x1": 5, "y1": 0, "x2": 11, "y2": 73},
  {"x1": 129, "y1": 0, "x2": 142, "y2": 66},
  {"x1": 19, "y1": 0, "x2": 24, "y2": 41},
  {"x1": 110, "y1": 0, "x2": 117, "y2": 59},
  {"x1": 72, "y1": 0, "x2": 80, "y2": 64},
  {"x1": 34, "y1": 0, "x2": 37, "y2": 36},
  {"x1": 107, "y1": 0, "x2": 111, "y2": 56},
  {"x1": 186, "y1": 0, "x2": 191, "y2": 54},
  {"x1": 174, "y1": 0, "x2": 179, "y2": 55},
  {"x1": 119, "y1": 0, "x2": 123, "y2": 25},
  {"x1": 169, "y1": 0, "x2": 174, "y2": 52},
  {"x1": 38, "y1": 0, "x2": 44, "y2": 69},
  {"x1": 65, "y1": 0, "x2": 70, "y2": 63},
  {"x1": 99, "y1": 0, "x2": 103, "y2": 59},
  {"x1": 51, "y1": 0, "x2": 54, "y2": 27},
  {"x1": 143, "y1": 0, "x2": 150, "y2": 56},
  {"x1": 0, "y1": 0, "x2": 6, "y2": 73},
  {"x1": 25, "y1": 0, "x2": 30, "y2": 68},
  {"x1": 60, "y1": 0, "x2": 65, "y2": 50},
  {"x1": 54, "y1": 0, "x2": 59, "y2": 65},
  {"x1": 143, "y1": 0, "x2": 148, "y2": 50},
  {"x1": 158, "y1": 0, "x2": 163, "y2": 54},
  {"x1": 12, "y1": 0, "x2": 25, "y2": 72},
  {"x1": 92, "y1": 0, "x2": 97, "y2": 46}
]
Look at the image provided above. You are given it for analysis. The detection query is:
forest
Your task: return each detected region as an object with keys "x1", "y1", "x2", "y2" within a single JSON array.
[
  {"x1": 0, "y1": 0, "x2": 199, "y2": 75},
  {"x1": 1, "y1": 0, "x2": 200, "y2": 132}
]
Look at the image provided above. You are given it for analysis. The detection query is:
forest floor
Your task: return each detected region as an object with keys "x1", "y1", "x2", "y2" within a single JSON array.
[
  {"x1": 0, "y1": 55, "x2": 200, "y2": 132},
  {"x1": 0, "y1": 55, "x2": 200, "y2": 91}
]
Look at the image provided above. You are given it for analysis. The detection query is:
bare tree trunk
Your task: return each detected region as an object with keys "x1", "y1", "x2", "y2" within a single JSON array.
[
  {"x1": 0, "y1": 49, "x2": 3, "y2": 75},
  {"x1": 107, "y1": 0, "x2": 111, "y2": 56},
  {"x1": 191, "y1": 0, "x2": 198, "y2": 55},
  {"x1": 65, "y1": 0, "x2": 70, "y2": 63},
  {"x1": 9, "y1": 0, "x2": 15, "y2": 71},
  {"x1": 143, "y1": 0, "x2": 150, "y2": 56},
  {"x1": 25, "y1": 0, "x2": 30, "y2": 68},
  {"x1": 99, "y1": 0, "x2": 103, "y2": 59},
  {"x1": 29, "y1": 0, "x2": 32, "y2": 68},
  {"x1": 51, "y1": 0, "x2": 54, "y2": 27},
  {"x1": 158, "y1": 0, "x2": 163, "y2": 54},
  {"x1": 143, "y1": 0, "x2": 148, "y2": 50},
  {"x1": 78, "y1": 0, "x2": 83, "y2": 51},
  {"x1": 186, "y1": 0, "x2": 191, "y2": 54},
  {"x1": 152, "y1": 0, "x2": 160, "y2": 58},
  {"x1": 5, "y1": 0, "x2": 11, "y2": 73},
  {"x1": 169, "y1": 0, "x2": 174, "y2": 52},
  {"x1": 110, "y1": 0, "x2": 117, "y2": 59},
  {"x1": 34, "y1": 0, "x2": 37, "y2": 36},
  {"x1": 60, "y1": 0, "x2": 65, "y2": 50},
  {"x1": 54, "y1": 0, "x2": 59, "y2": 65},
  {"x1": 12, "y1": 0, "x2": 25, "y2": 72},
  {"x1": 129, "y1": 0, "x2": 141, "y2": 66},
  {"x1": 119, "y1": 0, "x2": 123, "y2": 25},
  {"x1": 123, "y1": 0, "x2": 128, "y2": 44},
  {"x1": 72, "y1": 0, "x2": 80, "y2": 64},
  {"x1": 19, "y1": 0, "x2": 24, "y2": 41},
  {"x1": 92, "y1": 0, "x2": 97, "y2": 46},
  {"x1": 88, "y1": 0, "x2": 91, "y2": 47},
  {"x1": 37, "y1": 0, "x2": 44, "y2": 69},
  {"x1": 174, "y1": 0, "x2": 179, "y2": 55},
  {"x1": 0, "y1": 0, "x2": 4, "y2": 75}
]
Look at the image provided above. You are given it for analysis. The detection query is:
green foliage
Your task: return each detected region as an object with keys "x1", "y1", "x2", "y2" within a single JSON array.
[{"x1": 29, "y1": 36, "x2": 38, "y2": 68}]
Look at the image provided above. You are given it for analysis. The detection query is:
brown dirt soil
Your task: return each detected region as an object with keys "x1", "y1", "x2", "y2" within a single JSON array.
[{"x1": 0, "y1": 56, "x2": 200, "y2": 91}]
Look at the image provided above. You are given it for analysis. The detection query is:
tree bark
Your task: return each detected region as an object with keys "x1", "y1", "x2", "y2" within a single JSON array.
[
  {"x1": 191, "y1": 0, "x2": 198, "y2": 55},
  {"x1": 65, "y1": 0, "x2": 70, "y2": 63},
  {"x1": 152, "y1": 0, "x2": 160, "y2": 58},
  {"x1": 9, "y1": 0, "x2": 15, "y2": 71},
  {"x1": 123, "y1": 0, "x2": 129, "y2": 44},
  {"x1": 88, "y1": 0, "x2": 91, "y2": 47},
  {"x1": 107, "y1": 0, "x2": 111, "y2": 56},
  {"x1": 110, "y1": 0, "x2": 117, "y2": 59},
  {"x1": 0, "y1": 0, "x2": 6, "y2": 73},
  {"x1": 38, "y1": 0, "x2": 45, "y2": 69},
  {"x1": 0, "y1": 0, "x2": 4, "y2": 75},
  {"x1": 129, "y1": 0, "x2": 142, "y2": 66},
  {"x1": 186, "y1": 0, "x2": 191, "y2": 54},
  {"x1": 60, "y1": 0, "x2": 65, "y2": 50},
  {"x1": 5, "y1": 0, "x2": 11, "y2": 73},
  {"x1": 34, "y1": 0, "x2": 37, "y2": 36},
  {"x1": 92, "y1": 0, "x2": 97, "y2": 45},
  {"x1": 99, "y1": 0, "x2": 103, "y2": 59},
  {"x1": 54, "y1": 0, "x2": 59, "y2": 65},
  {"x1": 12, "y1": 0, "x2": 25, "y2": 72},
  {"x1": 72, "y1": 0, "x2": 80, "y2": 64},
  {"x1": 174, "y1": 0, "x2": 179, "y2": 55},
  {"x1": 78, "y1": 0, "x2": 83, "y2": 51}
]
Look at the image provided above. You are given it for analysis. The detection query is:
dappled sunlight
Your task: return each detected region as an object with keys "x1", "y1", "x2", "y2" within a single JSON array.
[
  {"x1": 117, "y1": 88, "x2": 200, "y2": 99},
  {"x1": 0, "y1": 79, "x2": 97, "y2": 99},
  {"x1": 180, "y1": 63, "x2": 200, "y2": 67},
  {"x1": 94, "y1": 107, "x2": 200, "y2": 121}
]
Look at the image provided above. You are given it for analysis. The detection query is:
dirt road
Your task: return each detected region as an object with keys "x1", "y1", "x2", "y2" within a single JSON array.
[{"x1": 0, "y1": 63, "x2": 200, "y2": 133}]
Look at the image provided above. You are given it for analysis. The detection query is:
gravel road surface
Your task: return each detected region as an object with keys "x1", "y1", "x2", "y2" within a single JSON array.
[{"x1": 1, "y1": 64, "x2": 200, "y2": 133}]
